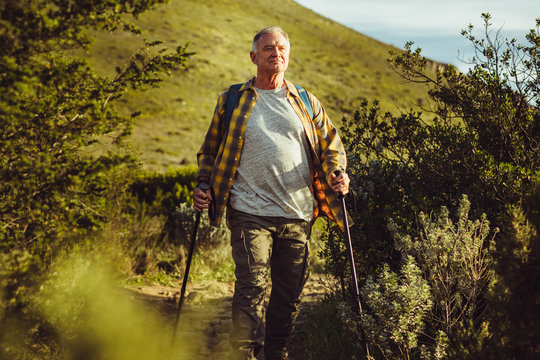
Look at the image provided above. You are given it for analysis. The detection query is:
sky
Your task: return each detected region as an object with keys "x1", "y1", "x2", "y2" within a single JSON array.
[{"x1": 294, "y1": 0, "x2": 540, "y2": 71}]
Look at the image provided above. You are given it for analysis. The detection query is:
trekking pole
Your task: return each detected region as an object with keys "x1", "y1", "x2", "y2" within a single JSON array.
[
  {"x1": 169, "y1": 183, "x2": 210, "y2": 359},
  {"x1": 335, "y1": 171, "x2": 371, "y2": 359}
]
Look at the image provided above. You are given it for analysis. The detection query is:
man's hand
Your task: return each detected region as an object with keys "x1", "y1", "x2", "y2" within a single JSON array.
[
  {"x1": 193, "y1": 184, "x2": 213, "y2": 212},
  {"x1": 330, "y1": 171, "x2": 350, "y2": 196}
]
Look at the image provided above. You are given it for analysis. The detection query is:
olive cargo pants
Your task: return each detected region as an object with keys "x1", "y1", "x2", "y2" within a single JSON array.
[{"x1": 228, "y1": 208, "x2": 312, "y2": 360}]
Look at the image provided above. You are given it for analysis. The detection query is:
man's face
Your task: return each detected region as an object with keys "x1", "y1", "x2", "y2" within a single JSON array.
[{"x1": 250, "y1": 32, "x2": 290, "y2": 75}]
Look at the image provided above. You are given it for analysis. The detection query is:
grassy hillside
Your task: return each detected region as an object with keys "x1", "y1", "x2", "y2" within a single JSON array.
[{"x1": 88, "y1": 0, "x2": 434, "y2": 171}]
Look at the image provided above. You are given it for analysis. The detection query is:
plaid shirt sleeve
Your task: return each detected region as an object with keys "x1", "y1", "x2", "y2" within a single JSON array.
[
  {"x1": 196, "y1": 80, "x2": 255, "y2": 227},
  {"x1": 196, "y1": 93, "x2": 227, "y2": 182},
  {"x1": 287, "y1": 81, "x2": 348, "y2": 230}
]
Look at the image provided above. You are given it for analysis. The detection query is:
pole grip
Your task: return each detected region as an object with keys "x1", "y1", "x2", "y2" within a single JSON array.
[
  {"x1": 333, "y1": 169, "x2": 345, "y2": 199},
  {"x1": 197, "y1": 182, "x2": 216, "y2": 221}
]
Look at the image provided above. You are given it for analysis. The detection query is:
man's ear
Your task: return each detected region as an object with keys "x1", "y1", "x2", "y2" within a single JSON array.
[{"x1": 250, "y1": 51, "x2": 257, "y2": 65}]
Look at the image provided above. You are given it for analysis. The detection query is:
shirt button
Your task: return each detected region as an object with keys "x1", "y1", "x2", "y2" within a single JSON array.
[
  {"x1": 238, "y1": 136, "x2": 242, "y2": 139},
  {"x1": 234, "y1": 157, "x2": 238, "y2": 161},
  {"x1": 244, "y1": 115, "x2": 247, "y2": 118}
]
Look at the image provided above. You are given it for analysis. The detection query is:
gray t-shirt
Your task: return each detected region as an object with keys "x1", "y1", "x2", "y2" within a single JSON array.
[{"x1": 229, "y1": 86, "x2": 315, "y2": 221}]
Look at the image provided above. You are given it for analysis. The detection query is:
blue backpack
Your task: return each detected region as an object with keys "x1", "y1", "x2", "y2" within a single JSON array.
[{"x1": 224, "y1": 83, "x2": 314, "y2": 128}]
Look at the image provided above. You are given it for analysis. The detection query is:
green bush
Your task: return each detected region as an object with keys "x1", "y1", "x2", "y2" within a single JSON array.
[
  {"x1": 129, "y1": 166, "x2": 198, "y2": 217},
  {"x1": 335, "y1": 197, "x2": 494, "y2": 360},
  {"x1": 320, "y1": 14, "x2": 539, "y2": 359},
  {"x1": 351, "y1": 257, "x2": 440, "y2": 360},
  {"x1": 389, "y1": 196, "x2": 495, "y2": 358},
  {"x1": 0, "y1": 0, "x2": 193, "y2": 355}
]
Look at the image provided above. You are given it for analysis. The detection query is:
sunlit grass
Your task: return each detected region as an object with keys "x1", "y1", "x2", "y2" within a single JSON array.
[{"x1": 191, "y1": 245, "x2": 236, "y2": 283}]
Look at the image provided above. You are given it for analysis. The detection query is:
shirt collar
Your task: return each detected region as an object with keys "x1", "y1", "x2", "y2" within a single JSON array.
[
  {"x1": 240, "y1": 78, "x2": 300, "y2": 99},
  {"x1": 283, "y1": 79, "x2": 301, "y2": 99},
  {"x1": 238, "y1": 77, "x2": 256, "y2": 92}
]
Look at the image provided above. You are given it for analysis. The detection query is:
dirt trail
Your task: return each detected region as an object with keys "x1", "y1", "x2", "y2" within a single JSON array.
[{"x1": 128, "y1": 273, "x2": 330, "y2": 360}]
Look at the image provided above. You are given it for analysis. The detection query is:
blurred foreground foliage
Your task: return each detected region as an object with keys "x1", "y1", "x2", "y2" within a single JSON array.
[
  {"x1": 2, "y1": 246, "x2": 177, "y2": 360},
  {"x1": 320, "y1": 14, "x2": 539, "y2": 360}
]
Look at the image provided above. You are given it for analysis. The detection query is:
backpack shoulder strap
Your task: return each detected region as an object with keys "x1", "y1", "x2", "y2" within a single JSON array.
[
  {"x1": 295, "y1": 84, "x2": 314, "y2": 120},
  {"x1": 224, "y1": 83, "x2": 242, "y2": 129},
  {"x1": 224, "y1": 83, "x2": 314, "y2": 130}
]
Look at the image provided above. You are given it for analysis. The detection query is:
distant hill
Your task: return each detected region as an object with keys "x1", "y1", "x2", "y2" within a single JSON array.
[{"x1": 88, "y1": 0, "x2": 436, "y2": 171}]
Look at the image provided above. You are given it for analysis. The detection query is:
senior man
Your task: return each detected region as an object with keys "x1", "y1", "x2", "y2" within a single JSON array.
[{"x1": 193, "y1": 26, "x2": 350, "y2": 360}]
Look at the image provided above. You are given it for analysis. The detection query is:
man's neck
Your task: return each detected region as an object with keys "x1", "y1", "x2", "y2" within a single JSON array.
[{"x1": 253, "y1": 73, "x2": 285, "y2": 90}]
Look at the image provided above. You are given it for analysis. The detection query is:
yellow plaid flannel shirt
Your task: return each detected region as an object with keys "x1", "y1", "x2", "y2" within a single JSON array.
[{"x1": 196, "y1": 78, "x2": 348, "y2": 230}]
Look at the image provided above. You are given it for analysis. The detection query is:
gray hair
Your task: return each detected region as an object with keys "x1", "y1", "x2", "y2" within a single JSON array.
[{"x1": 251, "y1": 26, "x2": 290, "y2": 53}]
